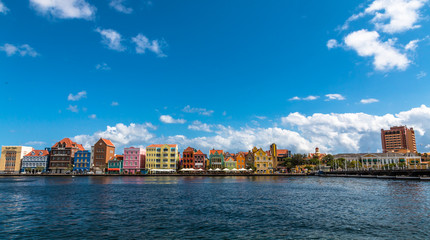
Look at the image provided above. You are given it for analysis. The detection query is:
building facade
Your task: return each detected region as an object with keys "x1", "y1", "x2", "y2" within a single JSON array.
[
  {"x1": 0, "y1": 146, "x2": 34, "y2": 174},
  {"x1": 209, "y1": 149, "x2": 224, "y2": 169},
  {"x1": 123, "y1": 147, "x2": 146, "y2": 174},
  {"x1": 236, "y1": 152, "x2": 246, "y2": 169},
  {"x1": 49, "y1": 138, "x2": 84, "y2": 173},
  {"x1": 333, "y1": 153, "x2": 422, "y2": 169},
  {"x1": 225, "y1": 157, "x2": 237, "y2": 170},
  {"x1": 381, "y1": 126, "x2": 417, "y2": 153},
  {"x1": 92, "y1": 138, "x2": 116, "y2": 172},
  {"x1": 254, "y1": 148, "x2": 273, "y2": 174},
  {"x1": 73, "y1": 150, "x2": 91, "y2": 173},
  {"x1": 182, "y1": 147, "x2": 195, "y2": 169},
  {"x1": 108, "y1": 156, "x2": 123, "y2": 174},
  {"x1": 194, "y1": 150, "x2": 205, "y2": 169},
  {"x1": 21, "y1": 149, "x2": 50, "y2": 173},
  {"x1": 146, "y1": 144, "x2": 179, "y2": 171}
]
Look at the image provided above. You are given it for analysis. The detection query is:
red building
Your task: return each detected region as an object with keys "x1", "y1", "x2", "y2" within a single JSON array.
[
  {"x1": 194, "y1": 150, "x2": 205, "y2": 169},
  {"x1": 49, "y1": 138, "x2": 84, "y2": 173},
  {"x1": 182, "y1": 147, "x2": 195, "y2": 169}
]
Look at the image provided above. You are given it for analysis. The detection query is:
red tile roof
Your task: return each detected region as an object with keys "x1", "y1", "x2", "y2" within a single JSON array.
[
  {"x1": 210, "y1": 149, "x2": 224, "y2": 155},
  {"x1": 195, "y1": 150, "x2": 204, "y2": 155},
  {"x1": 277, "y1": 149, "x2": 289, "y2": 156},
  {"x1": 25, "y1": 150, "x2": 49, "y2": 157},
  {"x1": 183, "y1": 147, "x2": 195, "y2": 152},
  {"x1": 147, "y1": 144, "x2": 177, "y2": 148},
  {"x1": 101, "y1": 138, "x2": 115, "y2": 147},
  {"x1": 52, "y1": 138, "x2": 83, "y2": 149}
]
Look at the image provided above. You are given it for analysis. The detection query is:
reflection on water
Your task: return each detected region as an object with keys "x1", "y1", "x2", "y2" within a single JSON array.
[{"x1": 1, "y1": 176, "x2": 430, "y2": 239}]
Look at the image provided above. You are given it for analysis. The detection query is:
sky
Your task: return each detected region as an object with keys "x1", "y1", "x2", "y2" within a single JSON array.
[{"x1": 1, "y1": 0, "x2": 430, "y2": 154}]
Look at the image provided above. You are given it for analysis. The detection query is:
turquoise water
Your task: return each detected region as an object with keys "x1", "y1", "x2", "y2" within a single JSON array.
[{"x1": 0, "y1": 176, "x2": 429, "y2": 239}]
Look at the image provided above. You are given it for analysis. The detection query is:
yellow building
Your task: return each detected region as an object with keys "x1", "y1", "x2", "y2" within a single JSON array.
[
  {"x1": 254, "y1": 148, "x2": 273, "y2": 174},
  {"x1": 0, "y1": 146, "x2": 34, "y2": 173},
  {"x1": 146, "y1": 144, "x2": 179, "y2": 173}
]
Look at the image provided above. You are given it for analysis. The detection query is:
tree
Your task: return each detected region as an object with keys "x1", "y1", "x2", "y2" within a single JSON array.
[{"x1": 322, "y1": 154, "x2": 334, "y2": 164}]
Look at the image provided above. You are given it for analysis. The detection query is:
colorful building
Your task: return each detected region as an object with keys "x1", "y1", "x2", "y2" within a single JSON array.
[
  {"x1": 0, "y1": 146, "x2": 34, "y2": 174},
  {"x1": 209, "y1": 149, "x2": 224, "y2": 169},
  {"x1": 182, "y1": 147, "x2": 195, "y2": 169},
  {"x1": 108, "y1": 156, "x2": 123, "y2": 174},
  {"x1": 49, "y1": 138, "x2": 84, "y2": 173},
  {"x1": 19, "y1": 148, "x2": 50, "y2": 174},
  {"x1": 225, "y1": 156, "x2": 237, "y2": 170},
  {"x1": 92, "y1": 138, "x2": 115, "y2": 173},
  {"x1": 146, "y1": 144, "x2": 179, "y2": 172},
  {"x1": 73, "y1": 150, "x2": 91, "y2": 173},
  {"x1": 194, "y1": 150, "x2": 205, "y2": 169},
  {"x1": 254, "y1": 148, "x2": 273, "y2": 174},
  {"x1": 123, "y1": 147, "x2": 146, "y2": 174},
  {"x1": 381, "y1": 126, "x2": 417, "y2": 153},
  {"x1": 236, "y1": 152, "x2": 246, "y2": 169}
]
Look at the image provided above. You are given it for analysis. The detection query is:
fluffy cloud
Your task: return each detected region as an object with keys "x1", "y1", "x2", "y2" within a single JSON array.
[
  {"x1": 325, "y1": 94, "x2": 345, "y2": 101},
  {"x1": 109, "y1": 0, "x2": 132, "y2": 14},
  {"x1": 344, "y1": 30, "x2": 409, "y2": 71},
  {"x1": 73, "y1": 123, "x2": 156, "y2": 149},
  {"x1": 364, "y1": 0, "x2": 427, "y2": 34},
  {"x1": 289, "y1": 95, "x2": 320, "y2": 101},
  {"x1": 132, "y1": 34, "x2": 166, "y2": 57},
  {"x1": 182, "y1": 105, "x2": 214, "y2": 116},
  {"x1": 188, "y1": 121, "x2": 213, "y2": 132},
  {"x1": 30, "y1": 0, "x2": 95, "y2": 20},
  {"x1": 68, "y1": 90, "x2": 87, "y2": 101},
  {"x1": 0, "y1": 44, "x2": 38, "y2": 57},
  {"x1": 327, "y1": 39, "x2": 339, "y2": 49},
  {"x1": 71, "y1": 105, "x2": 430, "y2": 154},
  {"x1": 95, "y1": 28, "x2": 125, "y2": 51},
  {"x1": 360, "y1": 98, "x2": 379, "y2": 104},
  {"x1": 405, "y1": 39, "x2": 420, "y2": 51},
  {"x1": 159, "y1": 115, "x2": 186, "y2": 124},
  {"x1": 0, "y1": 1, "x2": 9, "y2": 14}
]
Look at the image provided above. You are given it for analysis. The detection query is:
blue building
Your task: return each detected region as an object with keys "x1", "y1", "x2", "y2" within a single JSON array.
[
  {"x1": 73, "y1": 150, "x2": 91, "y2": 173},
  {"x1": 21, "y1": 149, "x2": 50, "y2": 173}
]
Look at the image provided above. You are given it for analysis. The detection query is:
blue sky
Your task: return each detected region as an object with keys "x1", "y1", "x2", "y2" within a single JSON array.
[{"x1": 1, "y1": 0, "x2": 430, "y2": 154}]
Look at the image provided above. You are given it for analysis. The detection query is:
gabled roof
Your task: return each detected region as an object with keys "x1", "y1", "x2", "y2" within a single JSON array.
[
  {"x1": 210, "y1": 149, "x2": 224, "y2": 155},
  {"x1": 195, "y1": 150, "x2": 204, "y2": 155},
  {"x1": 100, "y1": 138, "x2": 115, "y2": 147},
  {"x1": 183, "y1": 147, "x2": 195, "y2": 152},
  {"x1": 25, "y1": 150, "x2": 49, "y2": 157},
  {"x1": 147, "y1": 144, "x2": 177, "y2": 148},
  {"x1": 52, "y1": 138, "x2": 83, "y2": 149}
]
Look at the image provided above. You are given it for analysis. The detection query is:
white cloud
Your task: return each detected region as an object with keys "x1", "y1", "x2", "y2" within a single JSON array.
[
  {"x1": 417, "y1": 71, "x2": 427, "y2": 79},
  {"x1": 95, "y1": 28, "x2": 125, "y2": 51},
  {"x1": 255, "y1": 116, "x2": 267, "y2": 120},
  {"x1": 325, "y1": 94, "x2": 346, "y2": 101},
  {"x1": 109, "y1": 0, "x2": 132, "y2": 14},
  {"x1": 132, "y1": 34, "x2": 166, "y2": 57},
  {"x1": 72, "y1": 123, "x2": 156, "y2": 149},
  {"x1": 182, "y1": 105, "x2": 214, "y2": 116},
  {"x1": 111, "y1": 101, "x2": 119, "y2": 106},
  {"x1": 159, "y1": 115, "x2": 186, "y2": 124},
  {"x1": 30, "y1": 0, "x2": 95, "y2": 20},
  {"x1": 0, "y1": 44, "x2": 38, "y2": 57},
  {"x1": 289, "y1": 96, "x2": 319, "y2": 101},
  {"x1": 0, "y1": 1, "x2": 9, "y2": 14},
  {"x1": 96, "y1": 63, "x2": 111, "y2": 70},
  {"x1": 88, "y1": 114, "x2": 96, "y2": 119},
  {"x1": 68, "y1": 90, "x2": 87, "y2": 101},
  {"x1": 24, "y1": 141, "x2": 46, "y2": 146},
  {"x1": 364, "y1": 0, "x2": 427, "y2": 34},
  {"x1": 67, "y1": 105, "x2": 79, "y2": 113},
  {"x1": 360, "y1": 98, "x2": 379, "y2": 104},
  {"x1": 344, "y1": 29, "x2": 410, "y2": 71},
  {"x1": 71, "y1": 105, "x2": 430, "y2": 154},
  {"x1": 327, "y1": 39, "x2": 339, "y2": 49},
  {"x1": 188, "y1": 121, "x2": 213, "y2": 132}
]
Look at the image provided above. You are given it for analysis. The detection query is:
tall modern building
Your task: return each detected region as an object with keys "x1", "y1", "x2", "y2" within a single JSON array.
[
  {"x1": 0, "y1": 146, "x2": 34, "y2": 174},
  {"x1": 381, "y1": 126, "x2": 417, "y2": 153}
]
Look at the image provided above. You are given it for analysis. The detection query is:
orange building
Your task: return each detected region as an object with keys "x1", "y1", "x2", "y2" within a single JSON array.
[
  {"x1": 236, "y1": 152, "x2": 246, "y2": 169},
  {"x1": 93, "y1": 138, "x2": 116, "y2": 171}
]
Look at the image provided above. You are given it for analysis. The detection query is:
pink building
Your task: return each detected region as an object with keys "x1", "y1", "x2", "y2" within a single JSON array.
[{"x1": 123, "y1": 147, "x2": 146, "y2": 174}]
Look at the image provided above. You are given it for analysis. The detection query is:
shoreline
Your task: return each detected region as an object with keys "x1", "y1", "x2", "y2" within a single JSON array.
[{"x1": 0, "y1": 173, "x2": 311, "y2": 177}]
